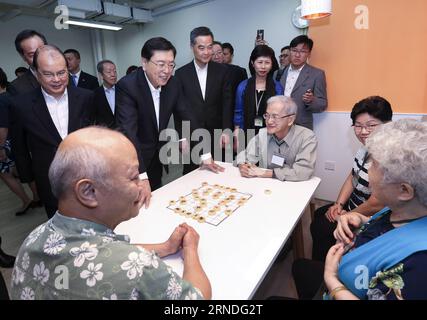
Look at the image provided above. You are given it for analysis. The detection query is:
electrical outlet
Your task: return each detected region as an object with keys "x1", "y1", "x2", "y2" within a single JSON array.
[{"x1": 324, "y1": 161, "x2": 335, "y2": 171}]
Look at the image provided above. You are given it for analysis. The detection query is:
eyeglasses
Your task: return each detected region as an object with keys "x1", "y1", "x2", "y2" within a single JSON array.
[
  {"x1": 263, "y1": 113, "x2": 295, "y2": 121},
  {"x1": 290, "y1": 48, "x2": 310, "y2": 55},
  {"x1": 39, "y1": 70, "x2": 68, "y2": 80},
  {"x1": 149, "y1": 60, "x2": 176, "y2": 70},
  {"x1": 279, "y1": 54, "x2": 289, "y2": 58},
  {"x1": 353, "y1": 123, "x2": 381, "y2": 132}
]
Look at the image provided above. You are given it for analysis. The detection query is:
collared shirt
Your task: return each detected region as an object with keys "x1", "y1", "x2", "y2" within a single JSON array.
[
  {"x1": 10, "y1": 212, "x2": 204, "y2": 300},
  {"x1": 103, "y1": 85, "x2": 115, "y2": 114},
  {"x1": 144, "y1": 72, "x2": 161, "y2": 129},
  {"x1": 235, "y1": 125, "x2": 317, "y2": 181},
  {"x1": 41, "y1": 87, "x2": 69, "y2": 139},
  {"x1": 194, "y1": 60, "x2": 208, "y2": 100},
  {"x1": 70, "y1": 69, "x2": 81, "y2": 86},
  {"x1": 284, "y1": 64, "x2": 305, "y2": 97}
]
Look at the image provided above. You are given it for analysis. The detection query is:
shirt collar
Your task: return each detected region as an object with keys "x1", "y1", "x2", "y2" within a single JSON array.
[
  {"x1": 70, "y1": 69, "x2": 81, "y2": 78},
  {"x1": 144, "y1": 72, "x2": 162, "y2": 94},
  {"x1": 194, "y1": 60, "x2": 208, "y2": 72},
  {"x1": 103, "y1": 85, "x2": 115, "y2": 92},
  {"x1": 41, "y1": 87, "x2": 68, "y2": 103},
  {"x1": 269, "y1": 125, "x2": 296, "y2": 146},
  {"x1": 289, "y1": 64, "x2": 305, "y2": 72},
  {"x1": 50, "y1": 212, "x2": 130, "y2": 243}
]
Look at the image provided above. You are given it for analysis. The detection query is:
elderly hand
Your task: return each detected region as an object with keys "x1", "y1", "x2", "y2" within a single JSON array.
[
  {"x1": 302, "y1": 90, "x2": 314, "y2": 104},
  {"x1": 238, "y1": 163, "x2": 255, "y2": 178},
  {"x1": 200, "y1": 158, "x2": 225, "y2": 173},
  {"x1": 324, "y1": 243, "x2": 345, "y2": 288},
  {"x1": 325, "y1": 203, "x2": 344, "y2": 222},
  {"x1": 333, "y1": 212, "x2": 367, "y2": 245},
  {"x1": 220, "y1": 133, "x2": 230, "y2": 148},
  {"x1": 138, "y1": 179, "x2": 152, "y2": 209},
  {"x1": 164, "y1": 224, "x2": 188, "y2": 255},
  {"x1": 182, "y1": 223, "x2": 200, "y2": 252},
  {"x1": 179, "y1": 139, "x2": 190, "y2": 154},
  {"x1": 247, "y1": 164, "x2": 268, "y2": 177}
]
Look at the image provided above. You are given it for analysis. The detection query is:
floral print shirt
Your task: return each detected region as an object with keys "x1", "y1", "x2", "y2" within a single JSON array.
[{"x1": 10, "y1": 213, "x2": 204, "y2": 300}]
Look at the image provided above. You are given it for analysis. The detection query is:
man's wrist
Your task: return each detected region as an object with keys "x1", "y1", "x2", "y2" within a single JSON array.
[{"x1": 200, "y1": 153, "x2": 212, "y2": 162}]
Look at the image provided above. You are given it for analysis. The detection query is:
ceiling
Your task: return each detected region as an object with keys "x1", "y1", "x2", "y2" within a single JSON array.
[{"x1": 0, "y1": 0, "x2": 190, "y2": 22}]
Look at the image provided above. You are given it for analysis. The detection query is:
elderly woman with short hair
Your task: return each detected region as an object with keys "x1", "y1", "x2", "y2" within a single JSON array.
[{"x1": 324, "y1": 119, "x2": 427, "y2": 300}]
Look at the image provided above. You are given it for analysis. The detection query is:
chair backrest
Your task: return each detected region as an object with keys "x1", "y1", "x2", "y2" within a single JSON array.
[{"x1": 0, "y1": 271, "x2": 10, "y2": 300}]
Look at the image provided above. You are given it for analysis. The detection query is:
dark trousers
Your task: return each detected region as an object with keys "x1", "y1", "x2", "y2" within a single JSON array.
[
  {"x1": 310, "y1": 203, "x2": 338, "y2": 262},
  {"x1": 147, "y1": 156, "x2": 163, "y2": 191},
  {"x1": 292, "y1": 259, "x2": 325, "y2": 300},
  {"x1": 0, "y1": 271, "x2": 9, "y2": 300}
]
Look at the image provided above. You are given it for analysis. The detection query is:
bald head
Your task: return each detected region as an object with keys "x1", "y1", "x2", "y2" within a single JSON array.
[{"x1": 49, "y1": 127, "x2": 136, "y2": 200}]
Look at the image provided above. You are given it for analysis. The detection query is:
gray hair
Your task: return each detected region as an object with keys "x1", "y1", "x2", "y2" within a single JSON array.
[
  {"x1": 366, "y1": 119, "x2": 427, "y2": 207},
  {"x1": 267, "y1": 95, "x2": 298, "y2": 116},
  {"x1": 48, "y1": 127, "x2": 123, "y2": 199},
  {"x1": 97, "y1": 59, "x2": 115, "y2": 73}
]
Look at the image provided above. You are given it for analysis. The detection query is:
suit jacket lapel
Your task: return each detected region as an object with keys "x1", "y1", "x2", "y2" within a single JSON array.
[
  {"x1": 32, "y1": 89, "x2": 62, "y2": 144},
  {"x1": 205, "y1": 62, "x2": 216, "y2": 103},
  {"x1": 139, "y1": 71, "x2": 159, "y2": 131},
  {"x1": 67, "y1": 87, "x2": 81, "y2": 134},
  {"x1": 292, "y1": 64, "x2": 310, "y2": 94},
  {"x1": 190, "y1": 62, "x2": 205, "y2": 102}
]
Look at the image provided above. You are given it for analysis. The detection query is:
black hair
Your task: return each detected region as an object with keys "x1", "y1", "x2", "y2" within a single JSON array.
[
  {"x1": 141, "y1": 37, "x2": 176, "y2": 60},
  {"x1": 248, "y1": 45, "x2": 279, "y2": 77},
  {"x1": 289, "y1": 35, "x2": 313, "y2": 51},
  {"x1": 222, "y1": 42, "x2": 234, "y2": 55},
  {"x1": 63, "y1": 48, "x2": 81, "y2": 60},
  {"x1": 281, "y1": 45, "x2": 290, "y2": 52},
  {"x1": 14, "y1": 29, "x2": 47, "y2": 56},
  {"x1": 212, "y1": 41, "x2": 222, "y2": 46},
  {"x1": 33, "y1": 45, "x2": 67, "y2": 71},
  {"x1": 190, "y1": 26, "x2": 214, "y2": 45},
  {"x1": 350, "y1": 96, "x2": 393, "y2": 125},
  {"x1": 0, "y1": 67, "x2": 7, "y2": 89},
  {"x1": 126, "y1": 65, "x2": 138, "y2": 75},
  {"x1": 15, "y1": 66, "x2": 28, "y2": 76},
  {"x1": 97, "y1": 60, "x2": 115, "y2": 73}
]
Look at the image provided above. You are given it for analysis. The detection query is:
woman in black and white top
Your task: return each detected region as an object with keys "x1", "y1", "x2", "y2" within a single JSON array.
[{"x1": 310, "y1": 96, "x2": 393, "y2": 262}]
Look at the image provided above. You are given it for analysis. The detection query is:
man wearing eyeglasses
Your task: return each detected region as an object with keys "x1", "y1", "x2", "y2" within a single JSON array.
[
  {"x1": 273, "y1": 46, "x2": 290, "y2": 82},
  {"x1": 115, "y1": 37, "x2": 196, "y2": 195},
  {"x1": 235, "y1": 95, "x2": 317, "y2": 181},
  {"x1": 279, "y1": 35, "x2": 327, "y2": 130},
  {"x1": 10, "y1": 45, "x2": 95, "y2": 218}
]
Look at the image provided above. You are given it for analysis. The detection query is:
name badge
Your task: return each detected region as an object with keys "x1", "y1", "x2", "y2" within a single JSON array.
[
  {"x1": 271, "y1": 153, "x2": 285, "y2": 168},
  {"x1": 254, "y1": 116, "x2": 263, "y2": 127}
]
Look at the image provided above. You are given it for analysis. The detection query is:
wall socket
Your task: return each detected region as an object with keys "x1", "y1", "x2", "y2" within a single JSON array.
[{"x1": 324, "y1": 161, "x2": 336, "y2": 171}]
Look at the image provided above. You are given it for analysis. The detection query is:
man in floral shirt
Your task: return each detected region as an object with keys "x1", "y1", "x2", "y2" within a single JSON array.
[{"x1": 10, "y1": 127, "x2": 211, "y2": 300}]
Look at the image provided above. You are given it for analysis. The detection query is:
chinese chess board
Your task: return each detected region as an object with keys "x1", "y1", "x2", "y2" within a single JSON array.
[{"x1": 167, "y1": 182, "x2": 252, "y2": 226}]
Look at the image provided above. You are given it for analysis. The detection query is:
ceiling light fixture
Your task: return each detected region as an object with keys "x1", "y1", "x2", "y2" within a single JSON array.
[
  {"x1": 65, "y1": 19, "x2": 122, "y2": 31},
  {"x1": 301, "y1": 0, "x2": 332, "y2": 20}
]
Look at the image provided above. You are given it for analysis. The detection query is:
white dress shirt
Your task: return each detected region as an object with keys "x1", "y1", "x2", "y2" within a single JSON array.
[
  {"x1": 144, "y1": 72, "x2": 161, "y2": 130},
  {"x1": 284, "y1": 64, "x2": 305, "y2": 97},
  {"x1": 41, "y1": 88, "x2": 69, "y2": 140},
  {"x1": 194, "y1": 60, "x2": 208, "y2": 100},
  {"x1": 70, "y1": 69, "x2": 81, "y2": 86},
  {"x1": 103, "y1": 85, "x2": 115, "y2": 114}
]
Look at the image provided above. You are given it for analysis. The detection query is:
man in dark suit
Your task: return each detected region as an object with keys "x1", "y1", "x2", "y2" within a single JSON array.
[
  {"x1": 175, "y1": 27, "x2": 233, "y2": 174},
  {"x1": 94, "y1": 60, "x2": 117, "y2": 128},
  {"x1": 10, "y1": 45, "x2": 94, "y2": 218},
  {"x1": 280, "y1": 35, "x2": 327, "y2": 130},
  {"x1": 116, "y1": 37, "x2": 197, "y2": 193},
  {"x1": 10, "y1": 29, "x2": 47, "y2": 95},
  {"x1": 64, "y1": 49, "x2": 99, "y2": 91}
]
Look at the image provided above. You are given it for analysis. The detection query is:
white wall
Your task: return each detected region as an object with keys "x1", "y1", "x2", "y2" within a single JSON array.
[
  {"x1": 110, "y1": 0, "x2": 302, "y2": 76},
  {"x1": 313, "y1": 112, "x2": 425, "y2": 201},
  {"x1": 0, "y1": 15, "x2": 97, "y2": 81}
]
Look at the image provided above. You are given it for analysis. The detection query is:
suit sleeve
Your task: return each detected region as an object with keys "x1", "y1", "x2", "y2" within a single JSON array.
[
  {"x1": 234, "y1": 80, "x2": 246, "y2": 129},
  {"x1": 306, "y1": 70, "x2": 327, "y2": 113},
  {"x1": 9, "y1": 101, "x2": 34, "y2": 183},
  {"x1": 221, "y1": 69, "x2": 234, "y2": 130},
  {"x1": 115, "y1": 81, "x2": 147, "y2": 173}
]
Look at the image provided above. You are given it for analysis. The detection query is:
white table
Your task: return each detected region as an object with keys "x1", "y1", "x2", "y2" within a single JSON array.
[{"x1": 115, "y1": 162, "x2": 320, "y2": 300}]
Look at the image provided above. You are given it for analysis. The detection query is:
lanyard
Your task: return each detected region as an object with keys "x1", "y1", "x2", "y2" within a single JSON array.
[{"x1": 255, "y1": 90, "x2": 265, "y2": 113}]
